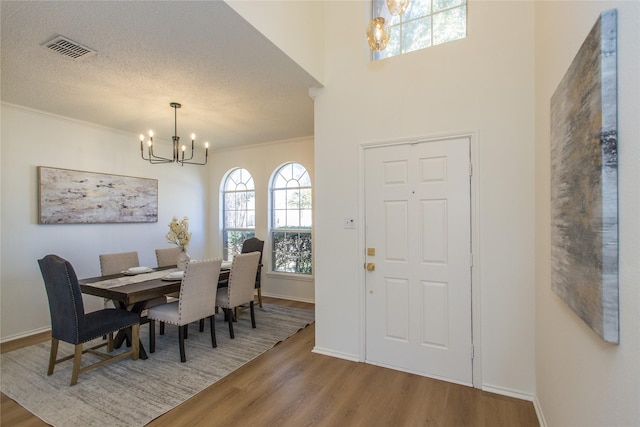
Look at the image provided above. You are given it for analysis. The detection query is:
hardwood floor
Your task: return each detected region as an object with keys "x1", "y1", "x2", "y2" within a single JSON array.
[{"x1": 1, "y1": 297, "x2": 538, "y2": 426}]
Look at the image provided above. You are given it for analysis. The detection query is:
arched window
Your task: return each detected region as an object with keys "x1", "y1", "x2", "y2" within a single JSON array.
[
  {"x1": 222, "y1": 168, "x2": 255, "y2": 261},
  {"x1": 270, "y1": 163, "x2": 312, "y2": 275}
]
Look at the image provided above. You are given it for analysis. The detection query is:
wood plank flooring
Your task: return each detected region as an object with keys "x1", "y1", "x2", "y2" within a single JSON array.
[{"x1": 1, "y1": 297, "x2": 539, "y2": 426}]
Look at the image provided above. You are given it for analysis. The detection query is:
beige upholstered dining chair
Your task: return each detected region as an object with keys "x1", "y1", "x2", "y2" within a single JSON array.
[
  {"x1": 155, "y1": 247, "x2": 182, "y2": 268},
  {"x1": 99, "y1": 251, "x2": 140, "y2": 276},
  {"x1": 99, "y1": 251, "x2": 166, "y2": 311},
  {"x1": 216, "y1": 251, "x2": 261, "y2": 339},
  {"x1": 147, "y1": 258, "x2": 222, "y2": 362}
]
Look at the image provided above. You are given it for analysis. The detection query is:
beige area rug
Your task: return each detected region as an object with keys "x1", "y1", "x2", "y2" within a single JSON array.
[{"x1": 1, "y1": 304, "x2": 314, "y2": 427}]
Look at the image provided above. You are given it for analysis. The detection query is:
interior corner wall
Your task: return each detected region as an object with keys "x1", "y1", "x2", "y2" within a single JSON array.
[
  {"x1": 225, "y1": 0, "x2": 325, "y2": 85},
  {"x1": 0, "y1": 104, "x2": 209, "y2": 341},
  {"x1": 313, "y1": 1, "x2": 536, "y2": 396},
  {"x1": 534, "y1": 1, "x2": 640, "y2": 425},
  {"x1": 207, "y1": 137, "x2": 315, "y2": 303}
]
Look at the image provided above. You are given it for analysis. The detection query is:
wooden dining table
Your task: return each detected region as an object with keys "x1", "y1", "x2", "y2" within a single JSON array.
[{"x1": 79, "y1": 264, "x2": 231, "y2": 359}]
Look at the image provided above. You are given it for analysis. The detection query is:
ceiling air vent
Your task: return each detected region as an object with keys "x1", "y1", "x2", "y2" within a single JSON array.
[{"x1": 43, "y1": 36, "x2": 96, "y2": 60}]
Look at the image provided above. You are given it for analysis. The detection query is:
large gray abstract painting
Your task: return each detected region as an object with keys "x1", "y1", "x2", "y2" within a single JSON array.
[
  {"x1": 38, "y1": 167, "x2": 158, "y2": 224},
  {"x1": 550, "y1": 10, "x2": 618, "y2": 343}
]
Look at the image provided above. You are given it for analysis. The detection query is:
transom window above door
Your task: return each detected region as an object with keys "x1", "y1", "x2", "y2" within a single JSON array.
[{"x1": 372, "y1": 0, "x2": 467, "y2": 61}]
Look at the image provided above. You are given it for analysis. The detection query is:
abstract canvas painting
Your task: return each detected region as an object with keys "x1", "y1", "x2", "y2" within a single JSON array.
[
  {"x1": 550, "y1": 10, "x2": 618, "y2": 343},
  {"x1": 38, "y1": 167, "x2": 158, "y2": 224}
]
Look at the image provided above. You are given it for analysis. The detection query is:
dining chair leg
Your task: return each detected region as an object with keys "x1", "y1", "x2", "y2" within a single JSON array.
[
  {"x1": 179, "y1": 325, "x2": 187, "y2": 362},
  {"x1": 47, "y1": 338, "x2": 59, "y2": 375},
  {"x1": 107, "y1": 332, "x2": 114, "y2": 352},
  {"x1": 160, "y1": 322, "x2": 165, "y2": 335},
  {"x1": 250, "y1": 301, "x2": 256, "y2": 328},
  {"x1": 149, "y1": 319, "x2": 156, "y2": 353},
  {"x1": 209, "y1": 315, "x2": 217, "y2": 348},
  {"x1": 184, "y1": 324, "x2": 189, "y2": 339},
  {"x1": 226, "y1": 308, "x2": 235, "y2": 339},
  {"x1": 70, "y1": 344, "x2": 83, "y2": 386},
  {"x1": 199, "y1": 319, "x2": 205, "y2": 332},
  {"x1": 257, "y1": 287, "x2": 263, "y2": 308}
]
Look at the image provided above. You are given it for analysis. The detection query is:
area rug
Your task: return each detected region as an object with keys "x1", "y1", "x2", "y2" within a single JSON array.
[{"x1": 1, "y1": 304, "x2": 314, "y2": 427}]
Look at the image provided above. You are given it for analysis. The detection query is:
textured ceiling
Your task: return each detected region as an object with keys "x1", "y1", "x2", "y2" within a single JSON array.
[{"x1": 1, "y1": 1, "x2": 321, "y2": 150}]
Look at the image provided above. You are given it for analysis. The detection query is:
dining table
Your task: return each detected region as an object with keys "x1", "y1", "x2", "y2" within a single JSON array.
[{"x1": 79, "y1": 263, "x2": 232, "y2": 359}]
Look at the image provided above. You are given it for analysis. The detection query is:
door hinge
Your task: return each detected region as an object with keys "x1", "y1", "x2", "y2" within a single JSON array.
[
  {"x1": 469, "y1": 163, "x2": 473, "y2": 176},
  {"x1": 471, "y1": 345, "x2": 475, "y2": 359}
]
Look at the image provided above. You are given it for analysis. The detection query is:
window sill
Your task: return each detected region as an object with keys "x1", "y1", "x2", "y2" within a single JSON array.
[{"x1": 265, "y1": 271, "x2": 314, "y2": 282}]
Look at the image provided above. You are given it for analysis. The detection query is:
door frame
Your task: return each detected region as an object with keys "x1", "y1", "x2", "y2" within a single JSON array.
[{"x1": 358, "y1": 130, "x2": 482, "y2": 388}]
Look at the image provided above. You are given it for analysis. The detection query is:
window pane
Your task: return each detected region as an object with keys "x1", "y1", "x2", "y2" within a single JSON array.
[
  {"x1": 433, "y1": 6, "x2": 466, "y2": 46},
  {"x1": 286, "y1": 210, "x2": 300, "y2": 227},
  {"x1": 300, "y1": 209, "x2": 312, "y2": 228},
  {"x1": 273, "y1": 189, "x2": 287, "y2": 209},
  {"x1": 273, "y1": 210, "x2": 287, "y2": 228},
  {"x1": 404, "y1": 0, "x2": 431, "y2": 21},
  {"x1": 272, "y1": 231, "x2": 312, "y2": 274},
  {"x1": 223, "y1": 230, "x2": 255, "y2": 261},
  {"x1": 433, "y1": 0, "x2": 465, "y2": 13},
  {"x1": 402, "y1": 17, "x2": 431, "y2": 53}
]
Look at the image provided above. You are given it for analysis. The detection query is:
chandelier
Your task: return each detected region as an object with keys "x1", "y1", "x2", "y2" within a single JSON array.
[
  {"x1": 366, "y1": 0, "x2": 411, "y2": 51},
  {"x1": 139, "y1": 102, "x2": 208, "y2": 166}
]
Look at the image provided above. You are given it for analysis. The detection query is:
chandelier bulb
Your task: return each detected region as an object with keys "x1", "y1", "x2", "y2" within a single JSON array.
[
  {"x1": 386, "y1": 0, "x2": 410, "y2": 16},
  {"x1": 148, "y1": 130, "x2": 154, "y2": 137},
  {"x1": 366, "y1": 17, "x2": 390, "y2": 51},
  {"x1": 191, "y1": 133, "x2": 196, "y2": 140}
]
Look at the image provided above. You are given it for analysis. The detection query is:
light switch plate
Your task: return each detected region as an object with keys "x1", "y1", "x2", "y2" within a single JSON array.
[{"x1": 344, "y1": 217, "x2": 356, "y2": 229}]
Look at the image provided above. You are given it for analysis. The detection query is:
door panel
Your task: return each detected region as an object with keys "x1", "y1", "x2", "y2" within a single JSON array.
[{"x1": 365, "y1": 137, "x2": 472, "y2": 385}]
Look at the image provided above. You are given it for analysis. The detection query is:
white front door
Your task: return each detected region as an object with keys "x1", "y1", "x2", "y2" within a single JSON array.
[{"x1": 364, "y1": 137, "x2": 473, "y2": 385}]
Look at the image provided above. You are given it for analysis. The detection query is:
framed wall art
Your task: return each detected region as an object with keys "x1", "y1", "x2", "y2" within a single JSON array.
[
  {"x1": 38, "y1": 166, "x2": 158, "y2": 224},
  {"x1": 550, "y1": 9, "x2": 618, "y2": 343}
]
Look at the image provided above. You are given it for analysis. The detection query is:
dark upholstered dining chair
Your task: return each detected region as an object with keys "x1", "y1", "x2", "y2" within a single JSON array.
[
  {"x1": 218, "y1": 237, "x2": 264, "y2": 307},
  {"x1": 147, "y1": 258, "x2": 222, "y2": 362},
  {"x1": 240, "y1": 237, "x2": 264, "y2": 307},
  {"x1": 216, "y1": 251, "x2": 261, "y2": 339},
  {"x1": 38, "y1": 254, "x2": 140, "y2": 386}
]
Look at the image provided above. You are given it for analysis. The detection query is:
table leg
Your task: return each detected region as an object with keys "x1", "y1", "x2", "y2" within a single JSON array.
[{"x1": 112, "y1": 301, "x2": 149, "y2": 360}]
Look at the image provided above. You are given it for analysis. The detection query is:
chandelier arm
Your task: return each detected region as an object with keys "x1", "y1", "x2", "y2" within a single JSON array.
[{"x1": 148, "y1": 142, "x2": 176, "y2": 162}]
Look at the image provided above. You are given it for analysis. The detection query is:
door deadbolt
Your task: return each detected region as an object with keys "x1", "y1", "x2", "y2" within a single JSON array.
[{"x1": 366, "y1": 263, "x2": 375, "y2": 271}]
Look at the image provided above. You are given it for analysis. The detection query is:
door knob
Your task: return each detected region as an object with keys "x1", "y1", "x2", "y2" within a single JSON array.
[{"x1": 366, "y1": 263, "x2": 375, "y2": 271}]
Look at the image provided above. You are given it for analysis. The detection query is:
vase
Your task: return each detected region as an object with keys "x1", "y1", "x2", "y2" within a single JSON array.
[{"x1": 177, "y1": 249, "x2": 190, "y2": 271}]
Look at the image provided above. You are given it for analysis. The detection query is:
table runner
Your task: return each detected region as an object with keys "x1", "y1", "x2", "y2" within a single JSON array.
[{"x1": 88, "y1": 269, "x2": 179, "y2": 289}]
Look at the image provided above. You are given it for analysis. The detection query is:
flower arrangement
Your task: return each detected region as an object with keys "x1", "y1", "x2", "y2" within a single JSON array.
[{"x1": 166, "y1": 216, "x2": 191, "y2": 251}]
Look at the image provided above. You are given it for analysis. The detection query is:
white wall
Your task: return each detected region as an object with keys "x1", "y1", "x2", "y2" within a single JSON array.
[
  {"x1": 312, "y1": 0, "x2": 536, "y2": 396},
  {"x1": 0, "y1": 104, "x2": 209, "y2": 341},
  {"x1": 208, "y1": 137, "x2": 315, "y2": 303},
  {"x1": 534, "y1": 2, "x2": 640, "y2": 426}
]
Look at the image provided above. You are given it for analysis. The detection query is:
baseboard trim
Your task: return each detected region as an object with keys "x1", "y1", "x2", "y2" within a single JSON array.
[
  {"x1": 262, "y1": 291, "x2": 315, "y2": 304},
  {"x1": 312, "y1": 346, "x2": 360, "y2": 362},
  {"x1": 0, "y1": 328, "x2": 50, "y2": 352},
  {"x1": 481, "y1": 384, "x2": 535, "y2": 402},
  {"x1": 533, "y1": 395, "x2": 548, "y2": 427}
]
